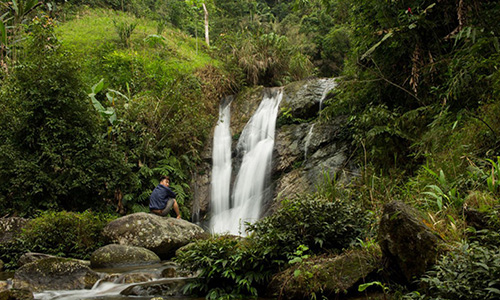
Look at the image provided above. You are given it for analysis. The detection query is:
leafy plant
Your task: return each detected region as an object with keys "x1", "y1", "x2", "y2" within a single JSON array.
[
  {"x1": 421, "y1": 166, "x2": 463, "y2": 211},
  {"x1": 408, "y1": 236, "x2": 500, "y2": 300},
  {"x1": 113, "y1": 19, "x2": 137, "y2": 47},
  {"x1": 0, "y1": 210, "x2": 115, "y2": 269}
]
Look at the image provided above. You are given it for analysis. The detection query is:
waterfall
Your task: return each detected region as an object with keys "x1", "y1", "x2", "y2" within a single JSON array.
[
  {"x1": 318, "y1": 78, "x2": 337, "y2": 111},
  {"x1": 210, "y1": 89, "x2": 283, "y2": 235},
  {"x1": 304, "y1": 123, "x2": 315, "y2": 160},
  {"x1": 210, "y1": 99, "x2": 232, "y2": 231}
]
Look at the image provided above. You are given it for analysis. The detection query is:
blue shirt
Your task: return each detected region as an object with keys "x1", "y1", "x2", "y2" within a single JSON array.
[{"x1": 149, "y1": 184, "x2": 176, "y2": 210}]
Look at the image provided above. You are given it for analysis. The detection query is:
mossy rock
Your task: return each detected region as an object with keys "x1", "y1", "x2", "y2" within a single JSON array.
[
  {"x1": 0, "y1": 289, "x2": 33, "y2": 300},
  {"x1": 378, "y1": 201, "x2": 444, "y2": 283},
  {"x1": 268, "y1": 247, "x2": 382, "y2": 299},
  {"x1": 90, "y1": 244, "x2": 160, "y2": 268},
  {"x1": 13, "y1": 257, "x2": 99, "y2": 292}
]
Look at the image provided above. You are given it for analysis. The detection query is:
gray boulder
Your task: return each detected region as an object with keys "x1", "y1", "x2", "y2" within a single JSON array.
[
  {"x1": 0, "y1": 218, "x2": 28, "y2": 244},
  {"x1": 102, "y1": 213, "x2": 207, "y2": 259},
  {"x1": 13, "y1": 257, "x2": 99, "y2": 292},
  {"x1": 90, "y1": 244, "x2": 160, "y2": 268},
  {"x1": 378, "y1": 201, "x2": 443, "y2": 283}
]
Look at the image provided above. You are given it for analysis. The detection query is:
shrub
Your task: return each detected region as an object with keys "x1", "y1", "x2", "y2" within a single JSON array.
[
  {"x1": 248, "y1": 195, "x2": 368, "y2": 257},
  {"x1": 176, "y1": 236, "x2": 278, "y2": 300},
  {"x1": 403, "y1": 230, "x2": 500, "y2": 300},
  {"x1": 0, "y1": 210, "x2": 115, "y2": 269}
]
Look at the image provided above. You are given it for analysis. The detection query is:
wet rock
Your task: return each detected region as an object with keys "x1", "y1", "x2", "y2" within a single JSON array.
[
  {"x1": 161, "y1": 266, "x2": 176, "y2": 278},
  {"x1": 120, "y1": 278, "x2": 193, "y2": 297},
  {"x1": 17, "y1": 253, "x2": 90, "y2": 268},
  {"x1": 0, "y1": 218, "x2": 28, "y2": 244},
  {"x1": 0, "y1": 289, "x2": 33, "y2": 300},
  {"x1": 282, "y1": 78, "x2": 337, "y2": 120},
  {"x1": 90, "y1": 244, "x2": 160, "y2": 268},
  {"x1": 102, "y1": 213, "x2": 207, "y2": 259},
  {"x1": 378, "y1": 201, "x2": 443, "y2": 283},
  {"x1": 268, "y1": 248, "x2": 382, "y2": 299},
  {"x1": 13, "y1": 257, "x2": 99, "y2": 292}
]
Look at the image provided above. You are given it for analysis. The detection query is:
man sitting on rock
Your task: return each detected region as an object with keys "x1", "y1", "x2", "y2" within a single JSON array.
[{"x1": 149, "y1": 176, "x2": 181, "y2": 219}]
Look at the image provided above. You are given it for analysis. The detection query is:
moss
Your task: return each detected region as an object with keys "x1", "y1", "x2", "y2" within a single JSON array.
[{"x1": 270, "y1": 247, "x2": 382, "y2": 299}]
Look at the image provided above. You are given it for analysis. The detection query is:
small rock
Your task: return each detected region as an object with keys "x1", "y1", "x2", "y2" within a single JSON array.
[
  {"x1": 120, "y1": 278, "x2": 193, "y2": 297},
  {"x1": 161, "y1": 266, "x2": 176, "y2": 278},
  {"x1": 17, "y1": 253, "x2": 90, "y2": 268}
]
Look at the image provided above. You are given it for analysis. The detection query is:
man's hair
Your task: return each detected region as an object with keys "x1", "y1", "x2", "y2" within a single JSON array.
[{"x1": 160, "y1": 175, "x2": 170, "y2": 182}]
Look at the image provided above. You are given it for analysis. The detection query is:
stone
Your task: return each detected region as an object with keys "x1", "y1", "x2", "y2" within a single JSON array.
[
  {"x1": 267, "y1": 248, "x2": 381, "y2": 299},
  {"x1": 161, "y1": 266, "x2": 176, "y2": 278},
  {"x1": 102, "y1": 213, "x2": 207, "y2": 259},
  {"x1": 0, "y1": 218, "x2": 28, "y2": 244},
  {"x1": 90, "y1": 244, "x2": 160, "y2": 268},
  {"x1": 13, "y1": 257, "x2": 99, "y2": 292},
  {"x1": 17, "y1": 253, "x2": 90, "y2": 268},
  {"x1": 120, "y1": 278, "x2": 193, "y2": 297},
  {"x1": 0, "y1": 289, "x2": 33, "y2": 300},
  {"x1": 378, "y1": 201, "x2": 443, "y2": 283}
]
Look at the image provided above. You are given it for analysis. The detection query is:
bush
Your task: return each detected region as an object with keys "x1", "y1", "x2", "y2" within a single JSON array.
[
  {"x1": 176, "y1": 236, "x2": 277, "y2": 300},
  {"x1": 0, "y1": 210, "x2": 115, "y2": 270},
  {"x1": 248, "y1": 195, "x2": 368, "y2": 257},
  {"x1": 176, "y1": 195, "x2": 368, "y2": 299},
  {"x1": 403, "y1": 230, "x2": 500, "y2": 300}
]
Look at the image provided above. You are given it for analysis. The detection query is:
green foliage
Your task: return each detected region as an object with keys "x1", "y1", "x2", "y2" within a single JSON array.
[
  {"x1": 0, "y1": 210, "x2": 115, "y2": 269},
  {"x1": 113, "y1": 19, "x2": 137, "y2": 47},
  {"x1": 405, "y1": 233, "x2": 500, "y2": 300},
  {"x1": 0, "y1": 15, "x2": 133, "y2": 213},
  {"x1": 247, "y1": 195, "x2": 367, "y2": 256},
  {"x1": 175, "y1": 236, "x2": 276, "y2": 299}
]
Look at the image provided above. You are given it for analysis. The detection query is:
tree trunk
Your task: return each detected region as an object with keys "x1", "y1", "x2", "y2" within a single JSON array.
[{"x1": 202, "y1": 3, "x2": 210, "y2": 46}]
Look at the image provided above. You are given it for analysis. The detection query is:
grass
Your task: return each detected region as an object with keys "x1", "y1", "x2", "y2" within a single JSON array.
[{"x1": 55, "y1": 8, "x2": 219, "y2": 89}]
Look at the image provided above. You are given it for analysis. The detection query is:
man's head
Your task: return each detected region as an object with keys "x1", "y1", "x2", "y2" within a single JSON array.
[{"x1": 160, "y1": 176, "x2": 170, "y2": 187}]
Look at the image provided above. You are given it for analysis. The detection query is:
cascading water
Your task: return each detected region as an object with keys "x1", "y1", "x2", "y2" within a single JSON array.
[
  {"x1": 318, "y1": 78, "x2": 337, "y2": 111},
  {"x1": 210, "y1": 89, "x2": 283, "y2": 235},
  {"x1": 209, "y1": 99, "x2": 233, "y2": 233}
]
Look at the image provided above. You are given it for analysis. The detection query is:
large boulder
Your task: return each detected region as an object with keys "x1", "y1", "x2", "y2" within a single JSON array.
[
  {"x1": 378, "y1": 201, "x2": 443, "y2": 283},
  {"x1": 13, "y1": 257, "x2": 99, "y2": 292},
  {"x1": 90, "y1": 244, "x2": 160, "y2": 268},
  {"x1": 102, "y1": 213, "x2": 207, "y2": 259},
  {"x1": 267, "y1": 248, "x2": 381, "y2": 299},
  {"x1": 0, "y1": 218, "x2": 28, "y2": 244}
]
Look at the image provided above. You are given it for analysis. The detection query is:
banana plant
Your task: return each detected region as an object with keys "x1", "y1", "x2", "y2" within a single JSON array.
[{"x1": 88, "y1": 79, "x2": 129, "y2": 137}]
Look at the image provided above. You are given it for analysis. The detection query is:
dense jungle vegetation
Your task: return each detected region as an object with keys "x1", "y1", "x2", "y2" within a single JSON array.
[{"x1": 1, "y1": 0, "x2": 500, "y2": 299}]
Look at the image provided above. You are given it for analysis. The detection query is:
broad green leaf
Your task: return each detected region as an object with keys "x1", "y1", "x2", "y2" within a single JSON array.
[
  {"x1": 91, "y1": 78, "x2": 105, "y2": 94},
  {"x1": 0, "y1": 20, "x2": 6, "y2": 45}
]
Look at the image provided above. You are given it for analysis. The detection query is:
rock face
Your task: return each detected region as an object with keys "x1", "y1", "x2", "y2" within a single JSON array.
[
  {"x1": 90, "y1": 244, "x2": 160, "y2": 268},
  {"x1": 13, "y1": 257, "x2": 99, "y2": 292},
  {"x1": 378, "y1": 201, "x2": 443, "y2": 283},
  {"x1": 102, "y1": 213, "x2": 207, "y2": 259},
  {"x1": 268, "y1": 248, "x2": 381, "y2": 299},
  {"x1": 0, "y1": 218, "x2": 28, "y2": 244}
]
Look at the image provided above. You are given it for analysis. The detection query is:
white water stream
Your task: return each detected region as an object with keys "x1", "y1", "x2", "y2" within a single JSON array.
[{"x1": 210, "y1": 89, "x2": 283, "y2": 235}]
